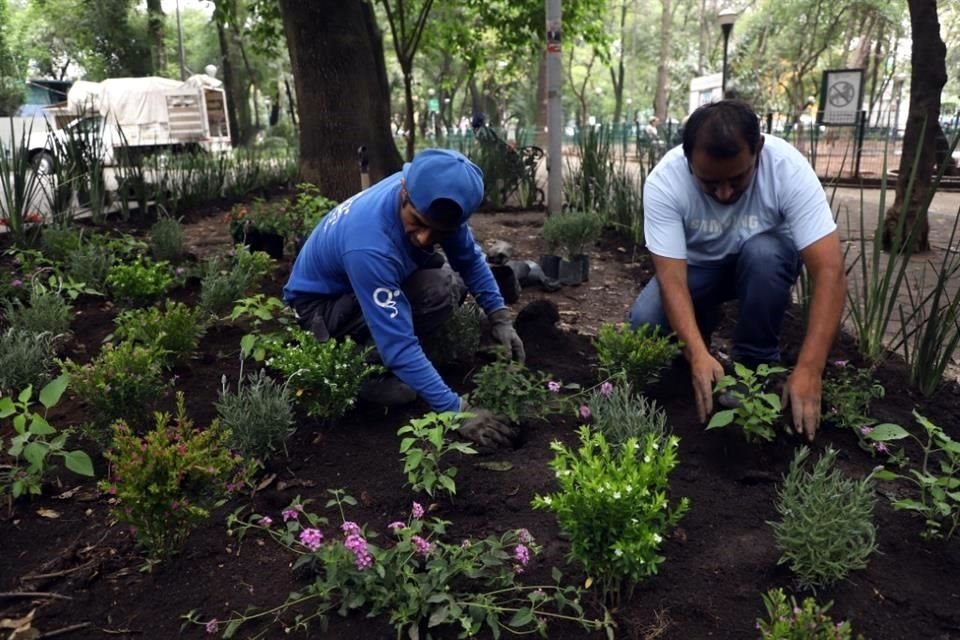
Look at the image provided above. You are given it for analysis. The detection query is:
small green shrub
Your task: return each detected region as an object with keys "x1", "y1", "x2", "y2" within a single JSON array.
[
  {"x1": 3, "y1": 286, "x2": 72, "y2": 336},
  {"x1": 0, "y1": 329, "x2": 58, "y2": 395},
  {"x1": 533, "y1": 426, "x2": 689, "y2": 605},
  {"x1": 62, "y1": 342, "x2": 167, "y2": 443},
  {"x1": 586, "y1": 378, "x2": 668, "y2": 445},
  {"x1": 113, "y1": 301, "x2": 207, "y2": 366},
  {"x1": 292, "y1": 182, "x2": 338, "y2": 233},
  {"x1": 757, "y1": 588, "x2": 863, "y2": 640},
  {"x1": 770, "y1": 447, "x2": 877, "y2": 592},
  {"x1": 823, "y1": 362, "x2": 885, "y2": 454},
  {"x1": 100, "y1": 393, "x2": 246, "y2": 563},
  {"x1": 707, "y1": 363, "x2": 785, "y2": 443},
  {"x1": 594, "y1": 323, "x2": 679, "y2": 388},
  {"x1": 65, "y1": 243, "x2": 115, "y2": 292},
  {"x1": 149, "y1": 214, "x2": 185, "y2": 262},
  {"x1": 216, "y1": 369, "x2": 295, "y2": 460},
  {"x1": 397, "y1": 412, "x2": 477, "y2": 498},
  {"x1": 469, "y1": 351, "x2": 556, "y2": 423},
  {"x1": 40, "y1": 226, "x2": 85, "y2": 262},
  {"x1": 542, "y1": 210, "x2": 603, "y2": 258},
  {"x1": 199, "y1": 247, "x2": 273, "y2": 317},
  {"x1": 264, "y1": 327, "x2": 380, "y2": 418},
  {"x1": 106, "y1": 259, "x2": 173, "y2": 306},
  {"x1": 422, "y1": 301, "x2": 482, "y2": 365}
]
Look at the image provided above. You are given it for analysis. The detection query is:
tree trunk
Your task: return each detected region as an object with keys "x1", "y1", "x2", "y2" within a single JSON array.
[
  {"x1": 216, "y1": 14, "x2": 241, "y2": 147},
  {"x1": 610, "y1": 0, "x2": 627, "y2": 125},
  {"x1": 402, "y1": 66, "x2": 416, "y2": 161},
  {"x1": 654, "y1": 0, "x2": 673, "y2": 121},
  {"x1": 146, "y1": 0, "x2": 166, "y2": 75},
  {"x1": 278, "y1": 0, "x2": 401, "y2": 199},
  {"x1": 882, "y1": 0, "x2": 947, "y2": 253}
]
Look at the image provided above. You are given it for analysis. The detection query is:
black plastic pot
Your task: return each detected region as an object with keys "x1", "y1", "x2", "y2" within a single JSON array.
[
  {"x1": 237, "y1": 227, "x2": 285, "y2": 260},
  {"x1": 491, "y1": 264, "x2": 521, "y2": 303},
  {"x1": 558, "y1": 258, "x2": 585, "y2": 285},
  {"x1": 574, "y1": 254, "x2": 590, "y2": 282},
  {"x1": 540, "y1": 254, "x2": 561, "y2": 280}
]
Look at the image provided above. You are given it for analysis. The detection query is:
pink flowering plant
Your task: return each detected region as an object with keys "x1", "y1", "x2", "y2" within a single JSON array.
[
  {"x1": 397, "y1": 411, "x2": 477, "y2": 498},
  {"x1": 822, "y1": 362, "x2": 886, "y2": 451},
  {"x1": 193, "y1": 490, "x2": 613, "y2": 639},
  {"x1": 757, "y1": 588, "x2": 863, "y2": 640},
  {"x1": 100, "y1": 393, "x2": 251, "y2": 564},
  {"x1": 533, "y1": 426, "x2": 689, "y2": 606},
  {"x1": 707, "y1": 362, "x2": 786, "y2": 443},
  {"x1": 469, "y1": 349, "x2": 564, "y2": 424},
  {"x1": 866, "y1": 412, "x2": 960, "y2": 540}
]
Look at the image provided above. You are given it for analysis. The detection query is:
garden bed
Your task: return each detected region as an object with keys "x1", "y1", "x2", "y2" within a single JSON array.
[{"x1": 1, "y1": 208, "x2": 959, "y2": 639}]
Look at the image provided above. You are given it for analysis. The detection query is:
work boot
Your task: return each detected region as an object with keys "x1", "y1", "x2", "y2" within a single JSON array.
[{"x1": 359, "y1": 375, "x2": 417, "y2": 406}]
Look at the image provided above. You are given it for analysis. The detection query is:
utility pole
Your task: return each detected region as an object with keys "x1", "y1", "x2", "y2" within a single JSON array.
[{"x1": 546, "y1": 0, "x2": 563, "y2": 216}]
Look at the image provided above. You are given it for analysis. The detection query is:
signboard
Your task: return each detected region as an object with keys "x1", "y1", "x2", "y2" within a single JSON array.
[
  {"x1": 818, "y1": 69, "x2": 864, "y2": 126},
  {"x1": 427, "y1": 98, "x2": 440, "y2": 114}
]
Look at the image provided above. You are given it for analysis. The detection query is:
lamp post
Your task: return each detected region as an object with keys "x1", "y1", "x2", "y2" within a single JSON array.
[
  {"x1": 892, "y1": 74, "x2": 907, "y2": 140},
  {"x1": 718, "y1": 9, "x2": 738, "y2": 98}
]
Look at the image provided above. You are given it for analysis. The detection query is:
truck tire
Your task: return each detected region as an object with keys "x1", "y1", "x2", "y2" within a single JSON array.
[{"x1": 31, "y1": 151, "x2": 55, "y2": 175}]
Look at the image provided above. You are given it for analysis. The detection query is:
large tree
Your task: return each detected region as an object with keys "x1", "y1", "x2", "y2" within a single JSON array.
[
  {"x1": 882, "y1": 0, "x2": 948, "y2": 253},
  {"x1": 278, "y1": 0, "x2": 402, "y2": 199}
]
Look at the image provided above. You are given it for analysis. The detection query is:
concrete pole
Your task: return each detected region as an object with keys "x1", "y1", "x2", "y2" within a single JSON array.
[
  {"x1": 176, "y1": 0, "x2": 187, "y2": 81},
  {"x1": 546, "y1": 0, "x2": 563, "y2": 216}
]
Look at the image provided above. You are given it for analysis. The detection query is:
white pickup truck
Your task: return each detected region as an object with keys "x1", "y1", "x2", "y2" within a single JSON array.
[{"x1": 25, "y1": 74, "x2": 231, "y2": 172}]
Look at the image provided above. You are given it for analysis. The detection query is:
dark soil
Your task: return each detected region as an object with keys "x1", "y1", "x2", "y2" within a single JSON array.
[{"x1": 1, "y1": 208, "x2": 959, "y2": 640}]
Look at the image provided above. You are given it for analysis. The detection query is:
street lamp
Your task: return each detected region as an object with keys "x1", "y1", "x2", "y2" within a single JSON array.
[
  {"x1": 892, "y1": 73, "x2": 907, "y2": 139},
  {"x1": 718, "y1": 8, "x2": 738, "y2": 97}
]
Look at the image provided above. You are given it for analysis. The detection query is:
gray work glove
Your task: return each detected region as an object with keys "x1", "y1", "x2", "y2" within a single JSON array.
[
  {"x1": 489, "y1": 308, "x2": 526, "y2": 362},
  {"x1": 457, "y1": 398, "x2": 518, "y2": 451}
]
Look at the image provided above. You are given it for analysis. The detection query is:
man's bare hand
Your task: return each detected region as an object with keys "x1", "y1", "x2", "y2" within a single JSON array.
[
  {"x1": 782, "y1": 365, "x2": 822, "y2": 442},
  {"x1": 690, "y1": 352, "x2": 725, "y2": 423}
]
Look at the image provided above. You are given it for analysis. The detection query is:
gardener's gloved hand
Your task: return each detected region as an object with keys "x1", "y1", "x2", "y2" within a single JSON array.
[
  {"x1": 457, "y1": 398, "x2": 518, "y2": 451},
  {"x1": 489, "y1": 308, "x2": 525, "y2": 362}
]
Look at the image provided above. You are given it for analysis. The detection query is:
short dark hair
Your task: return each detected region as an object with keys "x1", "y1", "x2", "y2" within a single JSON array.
[
  {"x1": 423, "y1": 198, "x2": 462, "y2": 230},
  {"x1": 682, "y1": 100, "x2": 761, "y2": 160}
]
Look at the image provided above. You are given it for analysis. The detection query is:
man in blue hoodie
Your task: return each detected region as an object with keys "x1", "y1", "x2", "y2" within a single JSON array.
[{"x1": 284, "y1": 149, "x2": 525, "y2": 449}]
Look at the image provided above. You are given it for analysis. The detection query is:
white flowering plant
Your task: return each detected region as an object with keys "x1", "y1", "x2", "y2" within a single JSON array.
[
  {"x1": 533, "y1": 426, "x2": 689, "y2": 606},
  {"x1": 263, "y1": 327, "x2": 381, "y2": 418},
  {"x1": 186, "y1": 491, "x2": 614, "y2": 639}
]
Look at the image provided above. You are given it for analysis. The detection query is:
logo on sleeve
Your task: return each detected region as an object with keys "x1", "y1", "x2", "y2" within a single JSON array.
[{"x1": 373, "y1": 288, "x2": 402, "y2": 318}]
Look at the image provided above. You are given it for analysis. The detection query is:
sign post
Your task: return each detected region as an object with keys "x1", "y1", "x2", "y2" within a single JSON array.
[{"x1": 817, "y1": 68, "x2": 865, "y2": 177}]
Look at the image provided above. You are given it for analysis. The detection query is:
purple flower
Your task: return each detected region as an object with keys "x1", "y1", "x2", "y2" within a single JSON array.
[
  {"x1": 10, "y1": 279, "x2": 23, "y2": 288},
  {"x1": 282, "y1": 505, "x2": 301, "y2": 522},
  {"x1": 833, "y1": 360, "x2": 849, "y2": 367},
  {"x1": 258, "y1": 516, "x2": 273, "y2": 527},
  {"x1": 461, "y1": 539, "x2": 472, "y2": 549},
  {"x1": 387, "y1": 521, "x2": 406, "y2": 533},
  {"x1": 513, "y1": 544, "x2": 531, "y2": 570},
  {"x1": 874, "y1": 441, "x2": 889, "y2": 454},
  {"x1": 860, "y1": 425, "x2": 874, "y2": 435},
  {"x1": 299, "y1": 528, "x2": 324, "y2": 552},
  {"x1": 516, "y1": 528, "x2": 533, "y2": 544},
  {"x1": 547, "y1": 380, "x2": 561, "y2": 393},
  {"x1": 205, "y1": 618, "x2": 218, "y2": 634},
  {"x1": 175, "y1": 267, "x2": 186, "y2": 277},
  {"x1": 578, "y1": 405, "x2": 592, "y2": 421},
  {"x1": 411, "y1": 501, "x2": 424, "y2": 519},
  {"x1": 341, "y1": 521, "x2": 361, "y2": 537},
  {"x1": 600, "y1": 381, "x2": 614, "y2": 397},
  {"x1": 354, "y1": 549, "x2": 373, "y2": 570},
  {"x1": 412, "y1": 535, "x2": 433, "y2": 557},
  {"x1": 344, "y1": 533, "x2": 373, "y2": 570}
]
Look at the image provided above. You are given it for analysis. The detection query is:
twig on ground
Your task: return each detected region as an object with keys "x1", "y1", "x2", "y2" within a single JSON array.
[
  {"x1": 39, "y1": 622, "x2": 91, "y2": 638},
  {"x1": 0, "y1": 592, "x2": 73, "y2": 601}
]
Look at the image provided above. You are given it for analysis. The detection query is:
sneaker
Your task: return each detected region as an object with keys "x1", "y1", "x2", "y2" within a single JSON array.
[{"x1": 359, "y1": 375, "x2": 417, "y2": 406}]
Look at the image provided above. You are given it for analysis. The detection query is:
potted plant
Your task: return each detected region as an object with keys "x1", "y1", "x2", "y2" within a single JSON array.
[
  {"x1": 541, "y1": 210, "x2": 603, "y2": 285},
  {"x1": 225, "y1": 198, "x2": 294, "y2": 259}
]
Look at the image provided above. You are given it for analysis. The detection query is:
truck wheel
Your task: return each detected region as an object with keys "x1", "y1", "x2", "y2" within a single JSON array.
[{"x1": 31, "y1": 152, "x2": 55, "y2": 175}]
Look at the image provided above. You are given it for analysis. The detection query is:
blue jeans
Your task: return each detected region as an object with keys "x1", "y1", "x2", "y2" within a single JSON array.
[{"x1": 628, "y1": 232, "x2": 802, "y2": 366}]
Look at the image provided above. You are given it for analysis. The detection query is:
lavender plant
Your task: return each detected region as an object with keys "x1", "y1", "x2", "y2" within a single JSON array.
[
  {"x1": 2, "y1": 284, "x2": 73, "y2": 336},
  {"x1": 149, "y1": 214, "x2": 185, "y2": 262},
  {"x1": 0, "y1": 329, "x2": 58, "y2": 395},
  {"x1": 769, "y1": 447, "x2": 877, "y2": 592},
  {"x1": 533, "y1": 426, "x2": 689, "y2": 606},
  {"x1": 757, "y1": 589, "x2": 863, "y2": 640},
  {"x1": 866, "y1": 412, "x2": 960, "y2": 540},
  {"x1": 216, "y1": 370, "x2": 295, "y2": 460},
  {"x1": 398, "y1": 412, "x2": 477, "y2": 498},
  {"x1": 707, "y1": 363, "x2": 785, "y2": 443},
  {"x1": 585, "y1": 378, "x2": 668, "y2": 445},
  {"x1": 186, "y1": 493, "x2": 612, "y2": 638}
]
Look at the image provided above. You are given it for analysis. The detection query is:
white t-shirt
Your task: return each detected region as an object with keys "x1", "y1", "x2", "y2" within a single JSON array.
[{"x1": 643, "y1": 135, "x2": 836, "y2": 265}]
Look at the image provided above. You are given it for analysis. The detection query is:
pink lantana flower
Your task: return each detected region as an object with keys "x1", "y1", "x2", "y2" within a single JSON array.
[
  {"x1": 599, "y1": 381, "x2": 614, "y2": 397},
  {"x1": 547, "y1": 381, "x2": 561, "y2": 393}
]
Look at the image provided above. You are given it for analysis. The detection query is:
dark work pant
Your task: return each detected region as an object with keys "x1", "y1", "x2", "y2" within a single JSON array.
[{"x1": 628, "y1": 231, "x2": 802, "y2": 366}]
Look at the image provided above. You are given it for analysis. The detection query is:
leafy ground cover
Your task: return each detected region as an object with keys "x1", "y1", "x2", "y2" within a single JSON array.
[{"x1": 0, "y1": 206, "x2": 958, "y2": 639}]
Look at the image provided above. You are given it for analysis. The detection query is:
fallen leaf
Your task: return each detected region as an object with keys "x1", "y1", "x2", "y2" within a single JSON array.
[
  {"x1": 36, "y1": 508, "x2": 60, "y2": 519},
  {"x1": 474, "y1": 461, "x2": 514, "y2": 472},
  {"x1": 277, "y1": 479, "x2": 315, "y2": 492},
  {"x1": 53, "y1": 487, "x2": 80, "y2": 500},
  {"x1": 255, "y1": 474, "x2": 277, "y2": 492},
  {"x1": 0, "y1": 609, "x2": 34, "y2": 630}
]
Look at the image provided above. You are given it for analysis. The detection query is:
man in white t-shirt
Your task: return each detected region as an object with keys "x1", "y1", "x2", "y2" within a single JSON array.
[{"x1": 629, "y1": 100, "x2": 846, "y2": 441}]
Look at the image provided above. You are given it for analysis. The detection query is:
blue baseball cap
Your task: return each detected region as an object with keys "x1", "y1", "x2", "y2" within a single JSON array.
[{"x1": 402, "y1": 149, "x2": 485, "y2": 228}]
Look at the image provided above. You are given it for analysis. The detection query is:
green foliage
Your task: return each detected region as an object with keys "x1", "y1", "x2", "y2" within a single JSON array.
[
  {"x1": 216, "y1": 370, "x2": 295, "y2": 461},
  {"x1": 587, "y1": 379, "x2": 668, "y2": 446},
  {"x1": 149, "y1": 214, "x2": 185, "y2": 262},
  {"x1": 469, "y1": 352, "x2": 556, "y2": 424},
  {"x1": 199, "y1": 247, "x2": 274, "y2": 317},
  {"x1": 264, "y1": 327, "x2": 380, "y2": 419},
  {"x1": 866, "y1": 413, "x2": 960, "y2": 540},
  {"x1": 606, "y1": 160, "x2": 645, "y2": 247},
  {"x1": 62, "y1": 342, "x2": 167, "y2": 443},
  {"x1": 594, "y1": 323, "x2": 679, "y2": 388},
  {"x1": 40, "y1": 226, "x2": 85, "y2": 262},
  {"x1": 397, "y1": 412, "x2": 477, "y2": 498},
  {"x1": 201, "y1": 492, "x2": 611, "y2": 639},
  {"x1": 822, "y1": 362, "x2": 885, "y2": 431},
  {"x1": 0, "y1": 329, "x2": 58, "y2": 396},
  {"x1": 541, "y1": 210, "x2": 604, "y2": 259},
  {"x1": 2, "y1": 285, "x2": 72, "y2": 336},
  {"x1": 770, "y1": 447, "x2": 877, "y2": 592},
  {"x1": 65, "y1": 243, "x2": 115, "y2": 292},
  {"x1": 0, "y1": 122, "x2": 45, "y2": 248},
  {"x1": 226, "y1": 197, "x2": 297, "y2": 240},
  {"x1": 112, "y1": 302, "x2": 207, "y2": 367},
  {"x1": 563, "y1": 126, "x2": 616, "y2": 216},
  {"x1": 707, "y1": 363, "x2": 785, "y2": 443},
  {"x1": 292, "y1": 182, "x2": 338, "y2": 235},
  {"x1": 533, "y1": 426, "x2": 689, "y2": 605},
  {"x1": 0, "y1": 374, "x2": 94, "y2": 500},
  {"x1": 421, "y1": 301, "x2": 482, "y2": 366},
  {"x1": 757, "y1": 589, "x2": 863, "y2": 640},
  {"x1": 100, "y1": 394, "x2": 245, "y2": 563},
  {"x1": 228, "y1": 294, "x2": 295, "y2": 361},
  {"x1": 106, "y1": 259, "x2": 174, "y2": 306}
]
